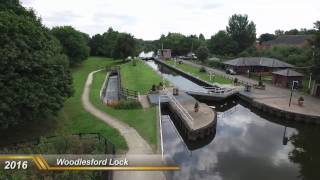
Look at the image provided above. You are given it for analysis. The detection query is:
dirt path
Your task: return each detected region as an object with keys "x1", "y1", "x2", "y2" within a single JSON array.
[{"x1": 82, "y1": 70, "x2": 165, "y2": 180}]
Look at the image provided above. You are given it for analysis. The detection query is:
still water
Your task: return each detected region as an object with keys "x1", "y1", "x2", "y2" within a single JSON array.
[{"x1": 146, "y1": 60, "x2": 320, "y2": 180}]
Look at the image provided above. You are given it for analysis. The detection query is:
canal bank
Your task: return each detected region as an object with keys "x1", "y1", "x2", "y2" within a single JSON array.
[
  {"x1": 152, "y1": 59, "x2": 320, "y2": 124},
  {"x1": 153, "y1": 59, "x2": 239, "y2": 101},
  {"x1": 144, "y1": 59, "x2": 320, "y2": 180}
]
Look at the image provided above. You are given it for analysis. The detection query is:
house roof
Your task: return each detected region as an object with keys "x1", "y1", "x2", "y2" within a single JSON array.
[
  {"x1": 262, "y1": 35, "x2": 313, "y2": 46},
  {"x1": 272, "y1": 69, "x2": 304, "y2": 77},
  {"x1": 224, "y1": 57, "x2": 294, "y2": 68}
]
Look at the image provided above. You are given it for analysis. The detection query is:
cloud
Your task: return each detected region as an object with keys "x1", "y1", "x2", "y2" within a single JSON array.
[
  {"x1": 20, "y1": 0, "x2": 320, "y2": 40},
  {"x1": 44, "y1": 11, "x2": 81, "y2": 25}
]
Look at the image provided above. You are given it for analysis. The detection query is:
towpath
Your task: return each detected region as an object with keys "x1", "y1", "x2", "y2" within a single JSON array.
[
  {"x1": 181, "y1": 60, "x2": 320, "y2": 118},
  {"x1": 82, "y1": 70, "x2": 165, "y2": 180}
]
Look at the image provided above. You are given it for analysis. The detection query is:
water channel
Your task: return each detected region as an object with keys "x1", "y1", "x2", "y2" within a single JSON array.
[{"x1": 146, "y1": 60, "x2": 320, "y2": 180}]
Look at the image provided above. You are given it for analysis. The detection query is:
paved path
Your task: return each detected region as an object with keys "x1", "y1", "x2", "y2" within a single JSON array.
[
  {"x1": 139, "y1": 95, "x2": 151, "y2": 108},
  {"x1": 82, "y1": 70, "x2": 165, "y2": 180},
  {"x1": 181, "y1": 60, "x2": 320, "y2": 118}
]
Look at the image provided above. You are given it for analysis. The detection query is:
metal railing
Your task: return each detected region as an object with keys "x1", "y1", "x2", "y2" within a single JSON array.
[
  {"x1": 120, "y1": 87, "x2": 138, "y2": 99},
  {"x1": 166, "y1": 94, "x2": 194, "y2": 127}
]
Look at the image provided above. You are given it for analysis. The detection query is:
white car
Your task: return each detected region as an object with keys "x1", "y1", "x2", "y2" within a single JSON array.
[{"x1": 226, "y1": 69, "x2": 237, "y2": 75}]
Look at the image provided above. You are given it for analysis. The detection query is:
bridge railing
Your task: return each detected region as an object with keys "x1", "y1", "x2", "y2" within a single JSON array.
[{"x1": 166, "y1": 94, "x2": 194, "y2": 127}]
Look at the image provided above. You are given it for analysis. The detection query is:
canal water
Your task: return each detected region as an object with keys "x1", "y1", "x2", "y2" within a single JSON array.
[{"x1": 146, "y1": 60, "x2": 320, "y2": 180}]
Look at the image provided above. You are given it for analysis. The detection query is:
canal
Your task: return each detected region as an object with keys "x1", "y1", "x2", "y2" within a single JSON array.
[{"x1": 146, "y1": 60, "x2": 320, "y2": 180}]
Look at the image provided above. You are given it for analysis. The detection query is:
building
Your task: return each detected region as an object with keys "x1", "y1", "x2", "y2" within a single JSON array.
[
  {"x1": 223, "y1": 57, "x2": 293, "y2": 74},
  {"x1": 272, "y1": 69, "x2": 304, "y2": 88},
  {"x1": 157, "y1": 49, "x2": 171, "y2": 60},
  {"x1": 257, "y1": 35, "x2": 313, "y2": 49}
]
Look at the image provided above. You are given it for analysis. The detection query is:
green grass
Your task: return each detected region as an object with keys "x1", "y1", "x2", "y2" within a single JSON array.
[
  {"x1": 165, "y1": 60, "x2": 233, "y2": 84},
  {"x1": 90, "y1": 70, "x2": 158, "y2": 151},
  {"x1": 57, "y1": 57, "x2": 128, "y2": 151},
  {"x1": 0, "y1": 57, "x2": 128, "y2": 152},
  {"x1": 120, "y1": 60, "x2": 163, "y2": 94},
  {"x1": 1, "y1": 57, "x2": 159, "y2": 153}
]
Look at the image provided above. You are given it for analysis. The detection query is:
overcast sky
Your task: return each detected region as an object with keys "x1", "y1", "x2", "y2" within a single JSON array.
[{"x1": 21, "y1": 0, "x2": 319, "y2": 40}]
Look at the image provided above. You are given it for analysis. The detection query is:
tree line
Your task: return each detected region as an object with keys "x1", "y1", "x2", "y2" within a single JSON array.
[{"x1": 1, "y1": 0, "x2": 319, "y2": 129}]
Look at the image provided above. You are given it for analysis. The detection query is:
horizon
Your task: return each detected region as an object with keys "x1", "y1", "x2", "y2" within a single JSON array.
[{"x1": 21, "y1": 0, "x2": 320, "y2": 40}]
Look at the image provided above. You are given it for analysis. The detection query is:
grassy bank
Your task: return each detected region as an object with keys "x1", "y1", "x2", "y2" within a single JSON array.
[
  {"x1": 90, "y1": 70, "x2": 157, "y2": 150},
  {"x1": 165, "y1": 60, "x2": 233, "y2": 84},
  {"x1": 0, "y1": 57, "x2": 128, "y2": 152},
  {"x1": 120, "y1": 60, "x2": 163, "y2": 94},
  {"x1": 57, "y1": 57, "x2": 128, "y2": 151}
]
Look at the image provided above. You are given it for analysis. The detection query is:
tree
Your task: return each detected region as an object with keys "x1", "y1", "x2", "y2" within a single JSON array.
[
  {"x1": 314, "y1": 21, "x2": 320, "y2": 31},
  {"x1": 275, "y1": 29, "x2": 284, "y2": 36},
  {"x1": 51, "y1": 26, "x2": 90, "y2": 66},
  {"x1": 89, "y1": 34, "x2": 104, "y2": 56},
  {"x1": 113, "y1": 33, "x2": 136, "y2": 60},
  {"x1": 196, "y1": 46, "x2": 209, "y2": 62},
  {"x1": 0, "y1": 7, "x2": 73, "y2": 128},
  {"x1": 226, "y1": 14, "x2": 256, "y2": 54},
  {"x1": 285, "y1": 29, "x2": 299, "y2": 35},
  {"x1": 101, "y1": 27, "x2": 119, "y2": 57},
  {"x1": 312, "y1": 32, "x2": 320, "y2": 82},
  {"x1": 208, "y1": 30, "x2": 238, "y2": 56},
  {"x1": 259, "y1": 33, "x2": 276, "y2": 43}
]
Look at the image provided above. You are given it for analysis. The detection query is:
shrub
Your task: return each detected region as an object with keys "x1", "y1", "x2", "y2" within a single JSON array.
[
  {"x1": 114, "y1": 100, "x2": 141, "y2": 109},
  {"x1": 199, "y1": 66, "x2": 207, "y2": 73},
  {"x1": 151, "y1": 84, "x2": 157, "y2": 91},
  {"x1": 207, "y1": 60, "x2": 226, "y2": 69},
  {"x1": 298, "y1": 96, "x2": 304, "y2": 101}
]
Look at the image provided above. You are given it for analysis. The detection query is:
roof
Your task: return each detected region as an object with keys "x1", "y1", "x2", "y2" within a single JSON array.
[
  {"x1": 262, "y1": 35, "x2": 313, "y2": 46},
  {"x1": 272, "y1": 69, "x2": 304, "y2": 77},
  {"x1": 224, "y1": 57, "x2": 294, "y2": 68}
]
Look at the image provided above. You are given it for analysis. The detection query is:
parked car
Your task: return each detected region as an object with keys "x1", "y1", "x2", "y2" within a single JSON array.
[{"x1": 226, "y1": 68, "x2": 237, "y2": 75}]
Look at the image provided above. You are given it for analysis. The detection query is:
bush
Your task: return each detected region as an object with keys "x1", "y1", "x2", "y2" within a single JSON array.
[
  {"x1": 151, "y1": 84, "x2": 157, "y2": 91},
  {"x1": 199, "y1": 66, "x2": 207, "y2": 73},
  {"x1": 114, "y1": 100, "x2": 141, "y2": 109},
  {"x1": 207, "y1": 60, "x2": 226, "y2": 69}
]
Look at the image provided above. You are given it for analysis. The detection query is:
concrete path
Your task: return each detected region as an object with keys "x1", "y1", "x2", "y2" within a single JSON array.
[
  {"x1": 139, "y1": 95, "x2": 151, "y2": 109},
  {"x1": 181, "y1": 60, "x2": 320, "y2": 118},
  {"x1": 82, "y1": 70, "x2": 165, "y2": 180}
]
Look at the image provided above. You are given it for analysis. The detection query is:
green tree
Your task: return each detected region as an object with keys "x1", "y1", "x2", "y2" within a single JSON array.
[
  {"x1": 0, "y1": 9, "x2": 73, "y2": 128},
  {"x1": 314, "y1": 21, "x2": 320, "y2": 31},
  {"x1": 51, "y1": 26, "x2": 90, "y2": 66},
  {"x1": 101, "y1": 27, "x2": 119, "y2": 57},
  {"x1": 208, "y1": 30, "x2": 238, "y2": 56},
  {"x1": 312, "y1": 32, "x2": 320, "y2": 82},
  {"x1": 285, "y1": 29, "x2": 299, "y2": 35},
  {"x1": 113, "y1": 33, "x2": 136, "y2": 60},
  {"x1": 226, "y1": 14, "x2": 256, "y2": 53},
  {"x1": 259, "y1": 33, "x2": 276, "y2": 43},
  {"x1": 89, "y1": 34, "x2": 104, "y2": 56},
  {"x1": 196, "y1": 46, "x2": 209, "y2": 62},
  {"x1": 275, "y1": 29, "x2": 284, "y2": 36}
]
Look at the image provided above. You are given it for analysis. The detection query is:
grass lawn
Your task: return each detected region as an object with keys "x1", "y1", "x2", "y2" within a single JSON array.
[
  {"x1": 0, "y1": 57, "x2": 128, "y2": 152},
  {"x1": 165, "y1": 60, "x2": 233, "y2": 84},
  {"x1": 120, "y1": 60, "x2": 163, "y2": 94},
  {"x1": 90, "y1": 70, "x2": 158, "y2": 151},
  {"x1": 58, "y1": 57, "x2": 128, "y2": 151}
]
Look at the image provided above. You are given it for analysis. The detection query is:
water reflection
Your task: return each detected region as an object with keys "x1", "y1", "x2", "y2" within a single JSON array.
[
  {"x1": 163, "y1": 105, "x2": 301, "y2": 180},
  {"x1": 146, "y1": 60, "x2": 208, "y2": 93},
  {"x1": 146, "y1": 60, "x2": 320, "y2": 180}
]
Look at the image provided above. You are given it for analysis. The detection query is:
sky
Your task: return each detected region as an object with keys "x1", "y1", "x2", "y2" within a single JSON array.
[{"x1": 21, "y1": 0, "x2": 320, "y2": 40}]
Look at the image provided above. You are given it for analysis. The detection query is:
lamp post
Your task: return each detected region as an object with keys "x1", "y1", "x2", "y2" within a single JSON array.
[
  {"x1": 308, "y1": 46, "x2": 315, "y2": 90},
  {"x1": 289, "y1": 80, "x2": 298, "y2": 107},
  {"x1": 282, "y1": 126, "x2": 288, "y2": 145}
]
